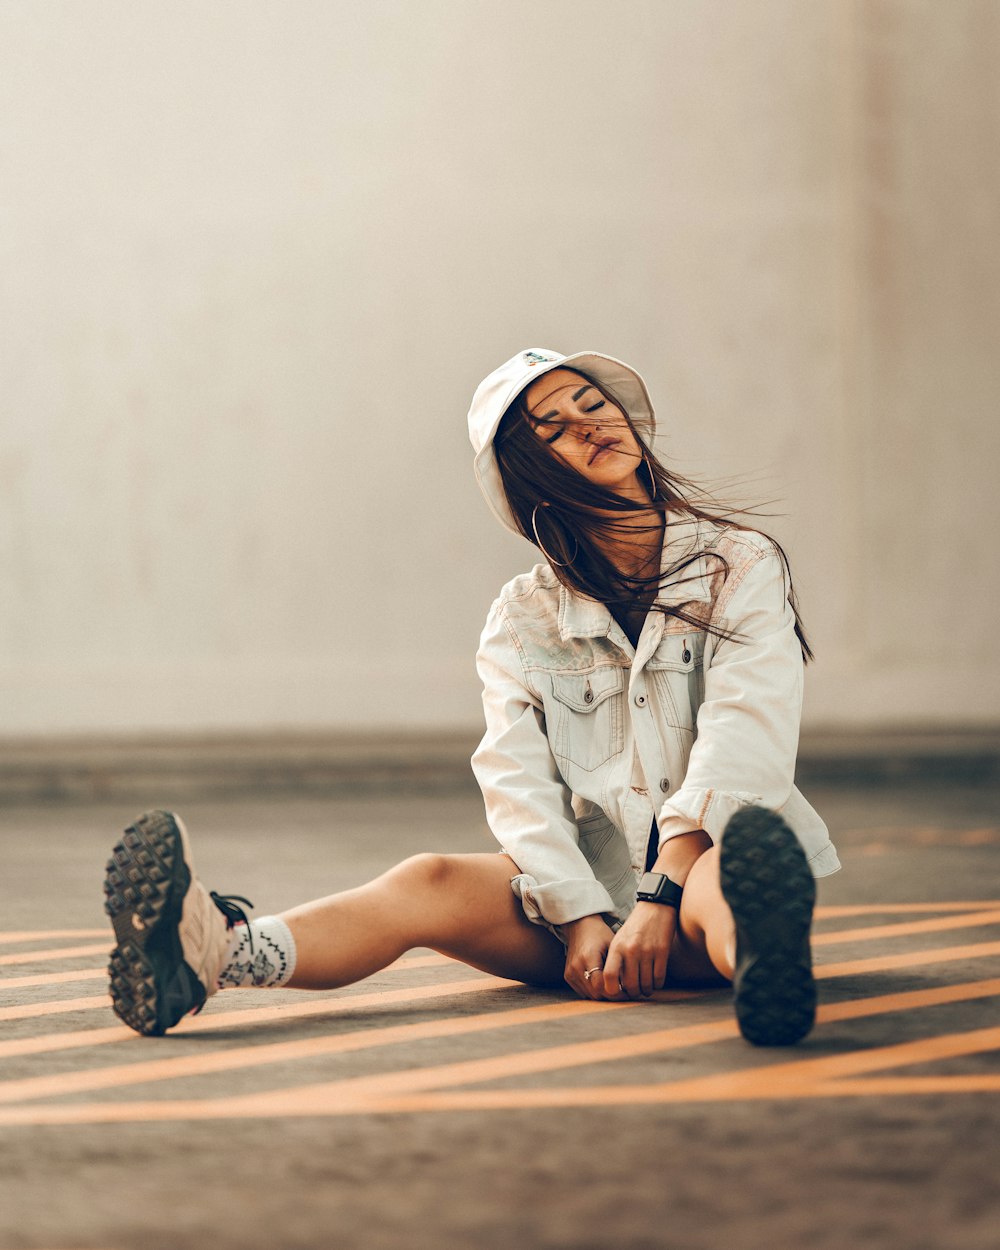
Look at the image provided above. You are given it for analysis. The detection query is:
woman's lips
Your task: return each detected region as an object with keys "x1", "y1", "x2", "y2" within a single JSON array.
[{"x1": 589, "y1": 440, "x2": 621, "y2": 465}]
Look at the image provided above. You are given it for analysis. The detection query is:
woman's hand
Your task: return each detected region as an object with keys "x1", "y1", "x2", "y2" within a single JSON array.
[
  {"x1": 602, "y1": 902, "x2": 677, "y2": 999},
  {"x1": 559, "y1": 914, "x2": 616, "y2": 999},
  {"x1": 598, "y1": 829, "x2": 712, "y2": 998}
]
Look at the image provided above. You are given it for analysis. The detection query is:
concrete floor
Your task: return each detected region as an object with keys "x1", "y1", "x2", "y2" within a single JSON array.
[{"x1": 1, "y1": 783, "x2": 998, "y2": 1250}]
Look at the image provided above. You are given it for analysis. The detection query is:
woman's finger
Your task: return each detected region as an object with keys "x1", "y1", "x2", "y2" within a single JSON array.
[
  {"x1": 575, "y1": 978, "x2": 593, "y2": 1001},
  {"x1": 577, "y1": 957, "x2": 605, "y2": 1000},
  {"x1": 577, "y1": 968, "x2": 599, "y2": 1000},
  {"x1": 567, "y1": 965, "x2": 592, "y2": 1000},
  {"x1": 653, "y1": 950, "x2": 669, "y2": 992},
  {"x1": 619, "y1": 956, "x2": 641, "y2": 999},
  {"x1": 639, "y1": 956, "x2": 656, "y2": 999},
  {"x1": 601, "y1": 948, "x2": 624, "y2": 1000}
]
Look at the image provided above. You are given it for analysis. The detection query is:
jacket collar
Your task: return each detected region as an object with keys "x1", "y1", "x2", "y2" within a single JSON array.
[{"x1": 557, "y1": 513, "x2": 715, "y2": 641}]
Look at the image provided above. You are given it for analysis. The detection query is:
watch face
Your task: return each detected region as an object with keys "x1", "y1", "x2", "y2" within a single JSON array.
[{"x1": 638, "y1": 872, "x2": 682, "y2": 906}]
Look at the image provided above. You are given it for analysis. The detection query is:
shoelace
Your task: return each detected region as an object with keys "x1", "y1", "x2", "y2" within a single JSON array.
[{"x1": 210, "y1": 891, "x2": 257, "y2": 955}]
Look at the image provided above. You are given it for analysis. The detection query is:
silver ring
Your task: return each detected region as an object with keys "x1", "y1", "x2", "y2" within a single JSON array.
[{"x1": 583, "y1": 966, "x2": 603, "y2": 982}]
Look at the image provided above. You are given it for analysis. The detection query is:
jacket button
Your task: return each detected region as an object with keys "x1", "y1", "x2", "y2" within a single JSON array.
[
  {"x1": 660, "y1": 777, "x2": 670, "y2": 792},
  {"x1": 634, "y1": 694, "x2": 646, "y2": 707},
  {"x1": 682, "y1": 648, "x2": 692, "y2": 663}
]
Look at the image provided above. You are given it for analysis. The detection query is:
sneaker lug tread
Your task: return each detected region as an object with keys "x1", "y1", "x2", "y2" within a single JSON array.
[
  {"x1": 721, "y1": 807, "x2": 817, "y2": 1047},
  {"x1": 103, "y1": 810, "x2": 200, "y2": 1036}
]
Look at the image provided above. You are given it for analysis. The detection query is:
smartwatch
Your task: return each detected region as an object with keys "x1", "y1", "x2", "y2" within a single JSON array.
[{"x1": 636, "y1": 871, "x2": 684, "y2": 909}]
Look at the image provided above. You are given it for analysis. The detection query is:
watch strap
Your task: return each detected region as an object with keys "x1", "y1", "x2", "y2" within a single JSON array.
[{"x1": 636, "y1": 871, "x2": 684, "y2": 909}]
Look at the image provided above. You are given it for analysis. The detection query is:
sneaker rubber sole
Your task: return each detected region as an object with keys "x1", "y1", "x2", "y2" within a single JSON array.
[
  {"x1": 103, "y1": 810, "x2": 207, "y2": 1036},
  {"x1": 720, "y1": 806, "x2": 817, "y2": 1047}
]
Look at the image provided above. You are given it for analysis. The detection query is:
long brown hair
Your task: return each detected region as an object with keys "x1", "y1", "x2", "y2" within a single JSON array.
[{"x1": 492, "y1": 369, "x2": 813, "y2": 661}]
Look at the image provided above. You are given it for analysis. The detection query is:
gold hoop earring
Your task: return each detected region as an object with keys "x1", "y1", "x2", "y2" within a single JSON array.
[{"x1": 531, "y1": 505, "x2": 579, "y2": 567}]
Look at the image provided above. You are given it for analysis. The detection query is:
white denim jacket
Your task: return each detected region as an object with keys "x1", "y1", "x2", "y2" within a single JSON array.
[
  {"x1": 466, "y1": 348, "x2": 840, "y2": 933},
  {"x1": 471, "y1": 516, "x2": 840, "y2": 931}
]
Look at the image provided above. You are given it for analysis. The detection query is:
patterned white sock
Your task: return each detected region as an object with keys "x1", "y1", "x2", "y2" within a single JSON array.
[{"x1": 216, "y1": 915, "x2": 297, "y2": 989}]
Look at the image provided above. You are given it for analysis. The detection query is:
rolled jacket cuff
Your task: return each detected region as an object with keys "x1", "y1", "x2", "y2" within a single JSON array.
[
  {"x1": 654, "y1": 809, "x2": 705, "y2": 846},
  {"x1": 658, "y1": 787, "x2": 765, "y2": 843},
  {"x1": 509, "y1": 873, "x2": 617, "y2": 928}
]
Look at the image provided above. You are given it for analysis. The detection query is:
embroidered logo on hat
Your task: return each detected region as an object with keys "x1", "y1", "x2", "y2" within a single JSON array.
[{"x1": 523, "y1": 351, "x2": 553, "y2": 366}]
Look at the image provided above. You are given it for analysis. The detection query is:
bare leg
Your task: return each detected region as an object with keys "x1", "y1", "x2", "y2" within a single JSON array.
[
  {"x1": 280, "y1": 852, "x2": 567, "y2": 991},
  {"x1": 665, "y1": 845, "x2": 735, "y2": 986}
]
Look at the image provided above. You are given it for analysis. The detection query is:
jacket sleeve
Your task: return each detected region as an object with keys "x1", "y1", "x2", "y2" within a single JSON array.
[
  {"x1": 471, "y1": 601, "x2": 617, "y2": 926},
  {"x1": 656, "y1": 539, "x2": 804, "y2": 847}
]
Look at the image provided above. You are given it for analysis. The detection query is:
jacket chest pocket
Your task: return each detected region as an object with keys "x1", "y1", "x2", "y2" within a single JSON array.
[
  {"x1": 646, "y1": 634, "x2": 705, "y2": 729},
  {"x1": 548, "y1": 665, "x2": 625, "y2": 773}
]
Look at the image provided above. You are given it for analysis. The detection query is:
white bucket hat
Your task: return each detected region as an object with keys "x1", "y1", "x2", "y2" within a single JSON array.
[{"x1": 467, "y1": 348, "x2": 657, "y2": 535}]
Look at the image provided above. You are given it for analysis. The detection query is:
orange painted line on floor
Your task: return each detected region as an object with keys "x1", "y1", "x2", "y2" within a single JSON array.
[
  {"x1": 958, "y1": 829, "x2": 1000, "y2": 846},
  {"x1": 0, "y1": 1019, "x2": 738, "y2": 1125},
  {"x1": 10, "y1": 979, "x2": 991, "y2": 1110},
  {"x1": 822, "y1": 976, "x2": 1000, "y2": 1020},
  {"x1": 334, "y1": 1068, "x2": 1000, "y2": 1115},
  {"x1": 0, "y1": 1099, "x2": 250, "y2": 1126},
  {"x1": 0, "y1": 952, "x2": 451, "y2": 1020},
  {"x1": 0, "y1": 942, "x2": 109, "y2": 969},
  {"x1": 216, "y1": 1025, "x2": 742, "y2": 1116},
  {"x1": 1, "y1": 967, "x2": 108, "y2": 991},
  {"x1": 4, "y1": 936, "x2": 999, "y2": 1061},
  {"x1": 0, "y1": 949, "x2": 446, "y2": 998},
  {"x1": 816, "y1": 939, "x2": 1000, "y2": 979},
  {"x1": 816, "y1": 902, "x2": 999, "y2": 918},
  {"x1": 322, "y1": 1017, "x2": 1000, "y2": 1115},
  {"x1": 813, "y1": 909, "x2": 1000, "y2": 946},
  {"x1": 0, "y1": 997, "x2": 647, "y2": 1105},
  {"x1": 0, "y1": 973, "x2": 520, "y2": 1061},
  {"x1": 0, "y1": 978, "x2": 995, "y2": 1126},
  {"x1": 0, "y1": 929, "x2": 108, "y2": 945},
  {"x1": 0, "y1": 995, "x2": 109, "y2": 1023},
  {"x1": 0, "y1": 955, "x2": 470, "y2": 1035},
  {"x1": 615, "y1": 1023, "x2": 1000, "y2": 1105},
  {"x1": 186, "y1": 979, "x2": 1000, "y2": 1119},
  {"x1": 791, "y1": 1074, "x2": 1000, "y2": 1095}
]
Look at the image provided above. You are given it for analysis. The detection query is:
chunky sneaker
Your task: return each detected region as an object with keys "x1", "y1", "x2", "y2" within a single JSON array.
[
  {"x1": 103, "y1": 810, "x2": 254, "y2": 1036},
  {"x1": 719, "y1": 805, "x2": 817, "y2": 1047}
]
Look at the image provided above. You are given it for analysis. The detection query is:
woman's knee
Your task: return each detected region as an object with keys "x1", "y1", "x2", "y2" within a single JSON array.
[{"x1": 385, "y1": 852, "x2": 459, "y2": 896}]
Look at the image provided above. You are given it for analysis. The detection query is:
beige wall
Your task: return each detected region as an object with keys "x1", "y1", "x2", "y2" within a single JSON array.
[{"x1": 1, "y1": 0, "x2": 997, "y2": 736}]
